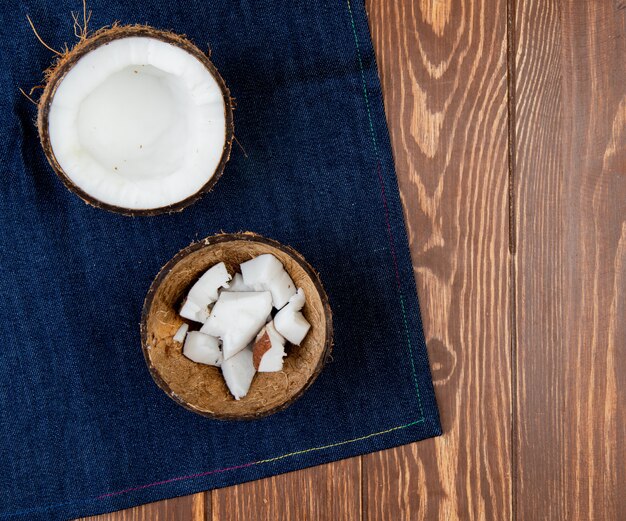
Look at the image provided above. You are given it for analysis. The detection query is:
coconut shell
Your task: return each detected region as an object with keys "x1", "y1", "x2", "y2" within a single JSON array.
[
  {"x1": 141, "y1": 232, "x2": 333, "y2": 420},
  {"x1": 37, "y1": 25, "x2": 235, "y2": 216}
]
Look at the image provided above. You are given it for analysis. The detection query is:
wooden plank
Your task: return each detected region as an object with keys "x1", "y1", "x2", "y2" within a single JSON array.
[
  {"x1": 363, "y1": 0, "x2": 512, "y2": 519},
  {"x1": 514, "y1": 0, "x2": 626, "y2": 519},
  {"x1": 210, "y1": 458, "x2": 361, "y2": 521},
  {"x1": 78, "y1": 492, "x2": 207, "y2": 521}
]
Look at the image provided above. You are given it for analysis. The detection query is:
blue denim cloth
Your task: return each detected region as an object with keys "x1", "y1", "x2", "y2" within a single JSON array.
[{"x1": 0, "y1": 1, "x2": 441, "y2": 519}]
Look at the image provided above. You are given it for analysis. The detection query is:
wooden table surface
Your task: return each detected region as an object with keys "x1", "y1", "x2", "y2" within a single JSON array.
[{"x1": 80, "y1": 0, "x2": 626, "y2": 519}]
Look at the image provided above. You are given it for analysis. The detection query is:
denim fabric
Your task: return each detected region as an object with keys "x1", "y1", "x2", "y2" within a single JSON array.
[{"x1": 0, "y1": 1, "x2": 441, "y2": 519}]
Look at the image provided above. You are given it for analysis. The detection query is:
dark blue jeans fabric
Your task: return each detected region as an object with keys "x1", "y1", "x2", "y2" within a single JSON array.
[{"x1": 0, "y1": 1, "x2": 441, "y2": 519}]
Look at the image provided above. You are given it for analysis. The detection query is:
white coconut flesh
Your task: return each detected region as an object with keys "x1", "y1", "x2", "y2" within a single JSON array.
[
  {"x1": 255, "y1": 322, "x2": 287, "y2": 373},
  {"x1": 200, "y1": 291, "x2": 273, "y2": 360},
  {"x1": 174, "y1": 254, "x2": 313, "y2": 400},
  {"x1": 180, "y1": 262, "x2": 231, "y2": 323},
  {"x1": 48, "y1": 36, "x2": 227, "y2": 210},
  {"x1": 274, "y1": 288, "x2": 311, "y2": 345},
  {"x1": 183, "y1": 331, "x2": 223, "y2": 366},
  {"x1": 225, "y1": 273, "x2": 252, "y2": 292},
  {"x1": 240, "y1": 254, "x2": 296, "y2": 309},
  {"x1": 221, "y1": 346, "x2": 256, "y2": 400},
  {"x1": 173, "y1": 322, "x2": 189, "y2": 343}
]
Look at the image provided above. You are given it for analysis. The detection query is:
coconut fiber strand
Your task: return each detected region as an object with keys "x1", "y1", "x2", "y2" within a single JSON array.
[{"x1": 0, "y1": 1, "x2": 441, "y2": 519}]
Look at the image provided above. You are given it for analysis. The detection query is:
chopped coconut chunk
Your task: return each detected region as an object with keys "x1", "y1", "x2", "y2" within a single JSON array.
[
  {"x1": 253, "y1": 321, "x2": 287, "y2": 372},
  {"x1": 274, "y1": 288, "x2": 311, "y2": 345},
  {"x1": 179, "y1": 299, "x2": 210, "y2": 323},
  {"x1": 188, "y1": 262, "x2": 231, "y2": 305},
  {"x1": 182, "y1": 331, "x2": 223, "y2": 366},
  {"x1": 173, "y1": 323, "x2": 189, "y2": 343},
  {"x1": 180, "y1": 262, "x2": 231, "y2": 323},
  {"x1": 200, "y1": 291, "x2": 272, "y2": 360},
  {"x1": 240, "y1": 254, "x2": 296, "y2": 309},
  {"x1": 221, "y1": 346, "x2": 256, "y2": 400},
  {"x1": 225, "y1": 273, "x2": 252, "y2": 292},
  {"x1": 252, "y1": 331, "x2": 272, "y2": 368}
]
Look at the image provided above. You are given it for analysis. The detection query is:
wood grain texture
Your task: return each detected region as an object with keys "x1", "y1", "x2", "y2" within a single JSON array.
[
  {"x1": 78, "y1": 492, "x2": 206, "y2": 521},
  {"x1": 210, "y1": 458, "x2": 361, "y2": 521},
  {"x1": 363, "y1": 0, "x2": 512, "y2": 519},
  {"x1": 514, "y1": 0, "x2": 626, "y2": 519}
]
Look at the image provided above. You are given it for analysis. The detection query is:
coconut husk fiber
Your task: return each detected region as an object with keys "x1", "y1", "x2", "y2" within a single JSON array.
[{"x1": 141, "y1": 232, "x2": 333, "y2": 420}]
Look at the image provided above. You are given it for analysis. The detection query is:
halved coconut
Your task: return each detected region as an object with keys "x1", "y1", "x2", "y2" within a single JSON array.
[
  {"x1": 37, "y1": 25, "x2": 234, "y2": 215},
  {"x1": 141, "y1": 232, "x2": 333, "y2": 420}
]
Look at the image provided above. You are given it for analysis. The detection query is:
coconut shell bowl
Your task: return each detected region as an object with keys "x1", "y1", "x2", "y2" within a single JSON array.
[{"x1": 141, "y1": 232, "x2": 333, "y2": 420}]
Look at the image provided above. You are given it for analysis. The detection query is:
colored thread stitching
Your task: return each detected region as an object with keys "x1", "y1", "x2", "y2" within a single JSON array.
[
  {"x1": 0, "y1": 420, "x2": 424, "y2": 519},
  {"x1": 255, "y1": 418, "x2": 424, "y2": 464},
  {"x1": 0, "y1": 4, "x2": 429, "y2": 518},
  {"x1": 97, "y1": 463, "x2": 257, "y2": 499},
  {"x1": 376, "y1": 165, "x2": 424, "y2": 418},
  {"x1": 346, "y1": 0, "x2": 379, "y2": 155},
  {"x1": 93, "y1": 419, "x2": 428, "y2": 500},
  {"x1": 347, "y1": 0, "x2": 424, "y2": 416}
]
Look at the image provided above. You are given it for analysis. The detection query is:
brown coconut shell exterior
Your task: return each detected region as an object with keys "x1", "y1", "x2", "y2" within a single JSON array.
[
  {"x1": 140, "y1": 232, "x2": 334, "y2": 420},
  {"x1": 37, "y1": 25, "x2": 235, "y2": 216},
  {"x1": 252, "y1": 331, "x2": 272, "y2": 370}
]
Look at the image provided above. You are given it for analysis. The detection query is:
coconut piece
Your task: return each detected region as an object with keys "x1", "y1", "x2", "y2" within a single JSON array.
[
  {"x1": 225, "y1": 273, "x2": 252, "y2": 292},
  {"x1": 173, "y1": 323, "x2": 189, "y2": 343},
  {"x1": 274, "y1": 288, "x2": 311, "y2": 345},
  {"x1": 182, "y1": 331, "x2": 223, "y2": 366},
  {"x1": 179, "y1": 299, "x2": 210, "y2": 324},
  {"x1": 221, "y1": 346, "x2": 256, "y2": 400},
  {"x1": 37, "y1": 26, "x2": 234, "y2": 215},
  {"x1": 252, "y1": 331, "x2": 272, "y2": 368},
  {"x1": 187, "y1": 262, "x2": 231, "y2": 305},
  {"x1": 253, "y1": 322, "x2": 287, "y2": 372},
  {"x1": 180, "y1": 262, "x2": 231, "y2": 323},
  {"x1": 240, "y1": 254, "x2": 296, "y2": 309},
  {"x1": 200, "y1": 291, "x2": 272, "y2": 359}
]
